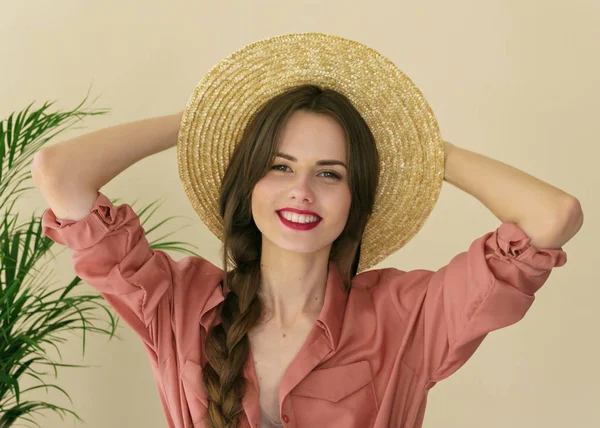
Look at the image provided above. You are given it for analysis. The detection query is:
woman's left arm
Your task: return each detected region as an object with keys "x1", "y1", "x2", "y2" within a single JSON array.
[{"x1": 442, "y1": 141, "x2": 584, "y2": 249}]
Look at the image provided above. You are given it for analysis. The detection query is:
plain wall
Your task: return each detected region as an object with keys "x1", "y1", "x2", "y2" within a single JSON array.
[{"x1": 2, "y1": 0, "x2": 597, "y2": 427}]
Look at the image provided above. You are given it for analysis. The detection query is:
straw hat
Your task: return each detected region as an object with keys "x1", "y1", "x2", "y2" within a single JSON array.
[{"x1": 176, "y1": 32, "x2": 444, "y2": 274}]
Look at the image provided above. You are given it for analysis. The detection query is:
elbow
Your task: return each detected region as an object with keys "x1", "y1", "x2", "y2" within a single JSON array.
[
  {"x1": 544, "y1": 196, "x2": 584, "y2": 248},
  {"x1": 561, "y1": 195, "x2": 584, "y2": 233},
  {"x1": 31, "y1": 148, "x2": 61, "y2": 186},
  {"x1": 31, "y1": 150, "x2": 47, "y2": 186}
]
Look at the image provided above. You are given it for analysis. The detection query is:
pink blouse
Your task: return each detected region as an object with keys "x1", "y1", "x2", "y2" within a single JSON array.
[{"x1": 41, "y1": 191, "x2": 567, "y2": 427}]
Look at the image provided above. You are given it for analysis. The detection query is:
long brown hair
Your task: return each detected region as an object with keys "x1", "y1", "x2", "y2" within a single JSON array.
[{"x1": 201, "y1": 84, "x2": 380, "y2": 427}]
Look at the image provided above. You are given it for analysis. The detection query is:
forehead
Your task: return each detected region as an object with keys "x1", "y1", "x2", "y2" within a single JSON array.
[{"x1": 277, "y1": 110, "x2": 347, "y2": 160}]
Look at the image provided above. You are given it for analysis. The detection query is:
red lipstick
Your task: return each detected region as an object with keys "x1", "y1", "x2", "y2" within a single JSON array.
[{"x1": 277, "y1": 210, "x2": 322, "y2": 231}]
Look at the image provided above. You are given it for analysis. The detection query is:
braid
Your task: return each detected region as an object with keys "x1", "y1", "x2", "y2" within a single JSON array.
[{"x1": 202, "y1": 243, "x2": 263, "y2": 427}]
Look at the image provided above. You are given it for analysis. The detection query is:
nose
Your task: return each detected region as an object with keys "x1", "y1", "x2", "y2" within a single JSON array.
[{"x1": 288, "y1": 173, "x2": 316, "y2": 203}]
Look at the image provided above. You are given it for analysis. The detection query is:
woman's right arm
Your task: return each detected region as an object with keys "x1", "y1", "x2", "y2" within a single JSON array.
[
  {"x1": 31, "y1": 111, "x2": 183, "y2": 221},
  {"x1": 33, "y1": 110, "x2": 224, "y2": 368}
]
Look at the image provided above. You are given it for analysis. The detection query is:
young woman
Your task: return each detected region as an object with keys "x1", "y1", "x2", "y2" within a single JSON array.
[{"x1": 34, "y1": 33, "x2": 581, "y2": 428}]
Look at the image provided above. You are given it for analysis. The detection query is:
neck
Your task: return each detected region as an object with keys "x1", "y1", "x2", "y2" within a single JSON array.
[{"x1": 257, "y1": 243, "x2": 330, "y2": 329}]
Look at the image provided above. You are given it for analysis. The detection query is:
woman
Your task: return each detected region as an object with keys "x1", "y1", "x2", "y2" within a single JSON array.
[{"x1": 36, "y1": 33, "x2": 581, "y2": 428}]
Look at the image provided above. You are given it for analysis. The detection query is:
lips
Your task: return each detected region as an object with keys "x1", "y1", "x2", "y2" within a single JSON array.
[{"x1": 277, "y1": 211, "x2": 322, "y2": 231}]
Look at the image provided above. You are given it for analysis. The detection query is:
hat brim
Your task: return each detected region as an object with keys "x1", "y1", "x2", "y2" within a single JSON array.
[{"x1": 177, "y1": 32, "x2": 444, "y2": 274}]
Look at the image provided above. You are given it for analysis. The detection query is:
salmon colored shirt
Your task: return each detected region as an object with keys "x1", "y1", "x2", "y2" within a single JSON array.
[{"x1": 41, "y1": 191, "x2": 568, "y2": 428}]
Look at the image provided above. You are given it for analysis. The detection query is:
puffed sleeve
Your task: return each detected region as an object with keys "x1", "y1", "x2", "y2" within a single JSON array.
[
  {"x1": 41, "y1": 190, "x2": 175, "y2": 363},
  {"x1": 388, "y1": 221, "x2": 567, "y2": 388}
]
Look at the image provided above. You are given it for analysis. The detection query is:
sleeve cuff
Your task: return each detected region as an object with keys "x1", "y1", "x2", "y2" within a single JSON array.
[
  {"x1": 486, "y1": 221, "x2": 567, "y2": 274},
  {"x1": 41, "y1": 191, "x2": 119, "y2": 251}
]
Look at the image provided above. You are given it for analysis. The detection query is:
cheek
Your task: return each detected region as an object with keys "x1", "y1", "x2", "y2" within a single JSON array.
[
  {"x1": 337, "y1": 187, "x2": 352, "y2": 214},
  {"x1": 251, "y1": 179, "x2": 274, "y2": 215},
  {"x1": 325, "y1": 187, "x2": 352, "y2": 227}
]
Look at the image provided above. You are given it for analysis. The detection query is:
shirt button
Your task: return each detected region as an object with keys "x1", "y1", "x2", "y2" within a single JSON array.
[{"x1": 282, "y1": 414, "x2": 290, "y2": 423}]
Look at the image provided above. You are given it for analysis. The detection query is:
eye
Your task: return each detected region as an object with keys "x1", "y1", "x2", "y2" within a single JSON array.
[
  {"x1": 322, "y1": 171, "x2": 341, "y2": 180},
  {"x1": 271, "y1": 165, "x2": 290, "y2": 172}
]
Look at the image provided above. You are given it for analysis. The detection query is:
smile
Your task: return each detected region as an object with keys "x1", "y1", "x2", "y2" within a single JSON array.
[{"x1": 277, "y1": 211, "x2": 322, "y2": 231}]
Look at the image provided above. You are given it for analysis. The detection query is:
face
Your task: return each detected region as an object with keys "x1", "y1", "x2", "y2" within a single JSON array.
[{"x1": 251, "y1": 110, "x2": 352, "y2": 258}]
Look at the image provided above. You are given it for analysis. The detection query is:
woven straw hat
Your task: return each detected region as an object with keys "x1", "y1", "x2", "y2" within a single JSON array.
[{"x1": 177, "y1": 32, "x2": 444, "y2": 274}]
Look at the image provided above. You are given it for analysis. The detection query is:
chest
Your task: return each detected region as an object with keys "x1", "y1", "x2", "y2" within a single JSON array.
[{"x1": 248, "y1": 321, "x2": 315, "y2": 426}]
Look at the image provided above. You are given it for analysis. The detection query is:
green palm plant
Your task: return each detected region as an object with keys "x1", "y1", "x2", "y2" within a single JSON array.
[{"x1": 0, "y1": 87, "x2": 202, "y2": 427}]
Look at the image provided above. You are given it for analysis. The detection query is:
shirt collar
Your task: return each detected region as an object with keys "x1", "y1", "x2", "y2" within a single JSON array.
[
  {"x1": 199, "y1": 260, "x2": 349, "y2": 350},
  {"x1": 315, "y1": 260, "x2": 348, "y2": 350}
]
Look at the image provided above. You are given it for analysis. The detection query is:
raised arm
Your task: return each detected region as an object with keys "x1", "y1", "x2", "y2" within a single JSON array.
[
  {"x1": 31, "y1": 111, "x2": 183, "y2": 221},
  {"x1": 443, "y1": 140, "x2": 583, "y2": 249}
]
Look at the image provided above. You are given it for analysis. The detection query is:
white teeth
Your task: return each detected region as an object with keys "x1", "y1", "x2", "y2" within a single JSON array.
[{"x1": 280, "y1": 211, "x2": 319, "y2": 223}]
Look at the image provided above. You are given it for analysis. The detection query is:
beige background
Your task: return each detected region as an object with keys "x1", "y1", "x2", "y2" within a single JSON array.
[{"x1": 2, "y1": 0, "x2": 598, "y2": 427}]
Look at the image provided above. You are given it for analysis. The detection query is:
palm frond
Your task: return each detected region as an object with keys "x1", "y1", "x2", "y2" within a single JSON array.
[{"x1": 0, "y1": 85, "x2": 203, "y2": 426}]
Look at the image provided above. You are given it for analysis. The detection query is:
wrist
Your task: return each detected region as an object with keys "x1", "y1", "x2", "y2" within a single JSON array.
[
  {"x1": 443, "y1": 141, "x2": 455, "y2": 162},
  {"x1": 443, "y1": 141, "x2": 456, "y2": 180}
]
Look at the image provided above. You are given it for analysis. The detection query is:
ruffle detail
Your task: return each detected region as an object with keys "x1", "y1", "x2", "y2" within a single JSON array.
[
  {"x1": 485, "y1": 222, "x2": 567, "y2": 277},
  {"x1": 41, "y1": 191, "x2": 120, "y2": 251}
]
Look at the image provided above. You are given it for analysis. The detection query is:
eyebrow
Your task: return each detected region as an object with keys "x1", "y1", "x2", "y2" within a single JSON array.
[{"x1": 275, "y1": 152, "x2": 347, "y2": 170}]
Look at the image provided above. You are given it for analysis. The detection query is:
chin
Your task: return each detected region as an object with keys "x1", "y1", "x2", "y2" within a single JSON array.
[
  {"x1": 273, "y1": 241, "x2": 321, "y2": 254},
  {"x1": 263, "y1": 234, "x2": 326, "y2": 254}
]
